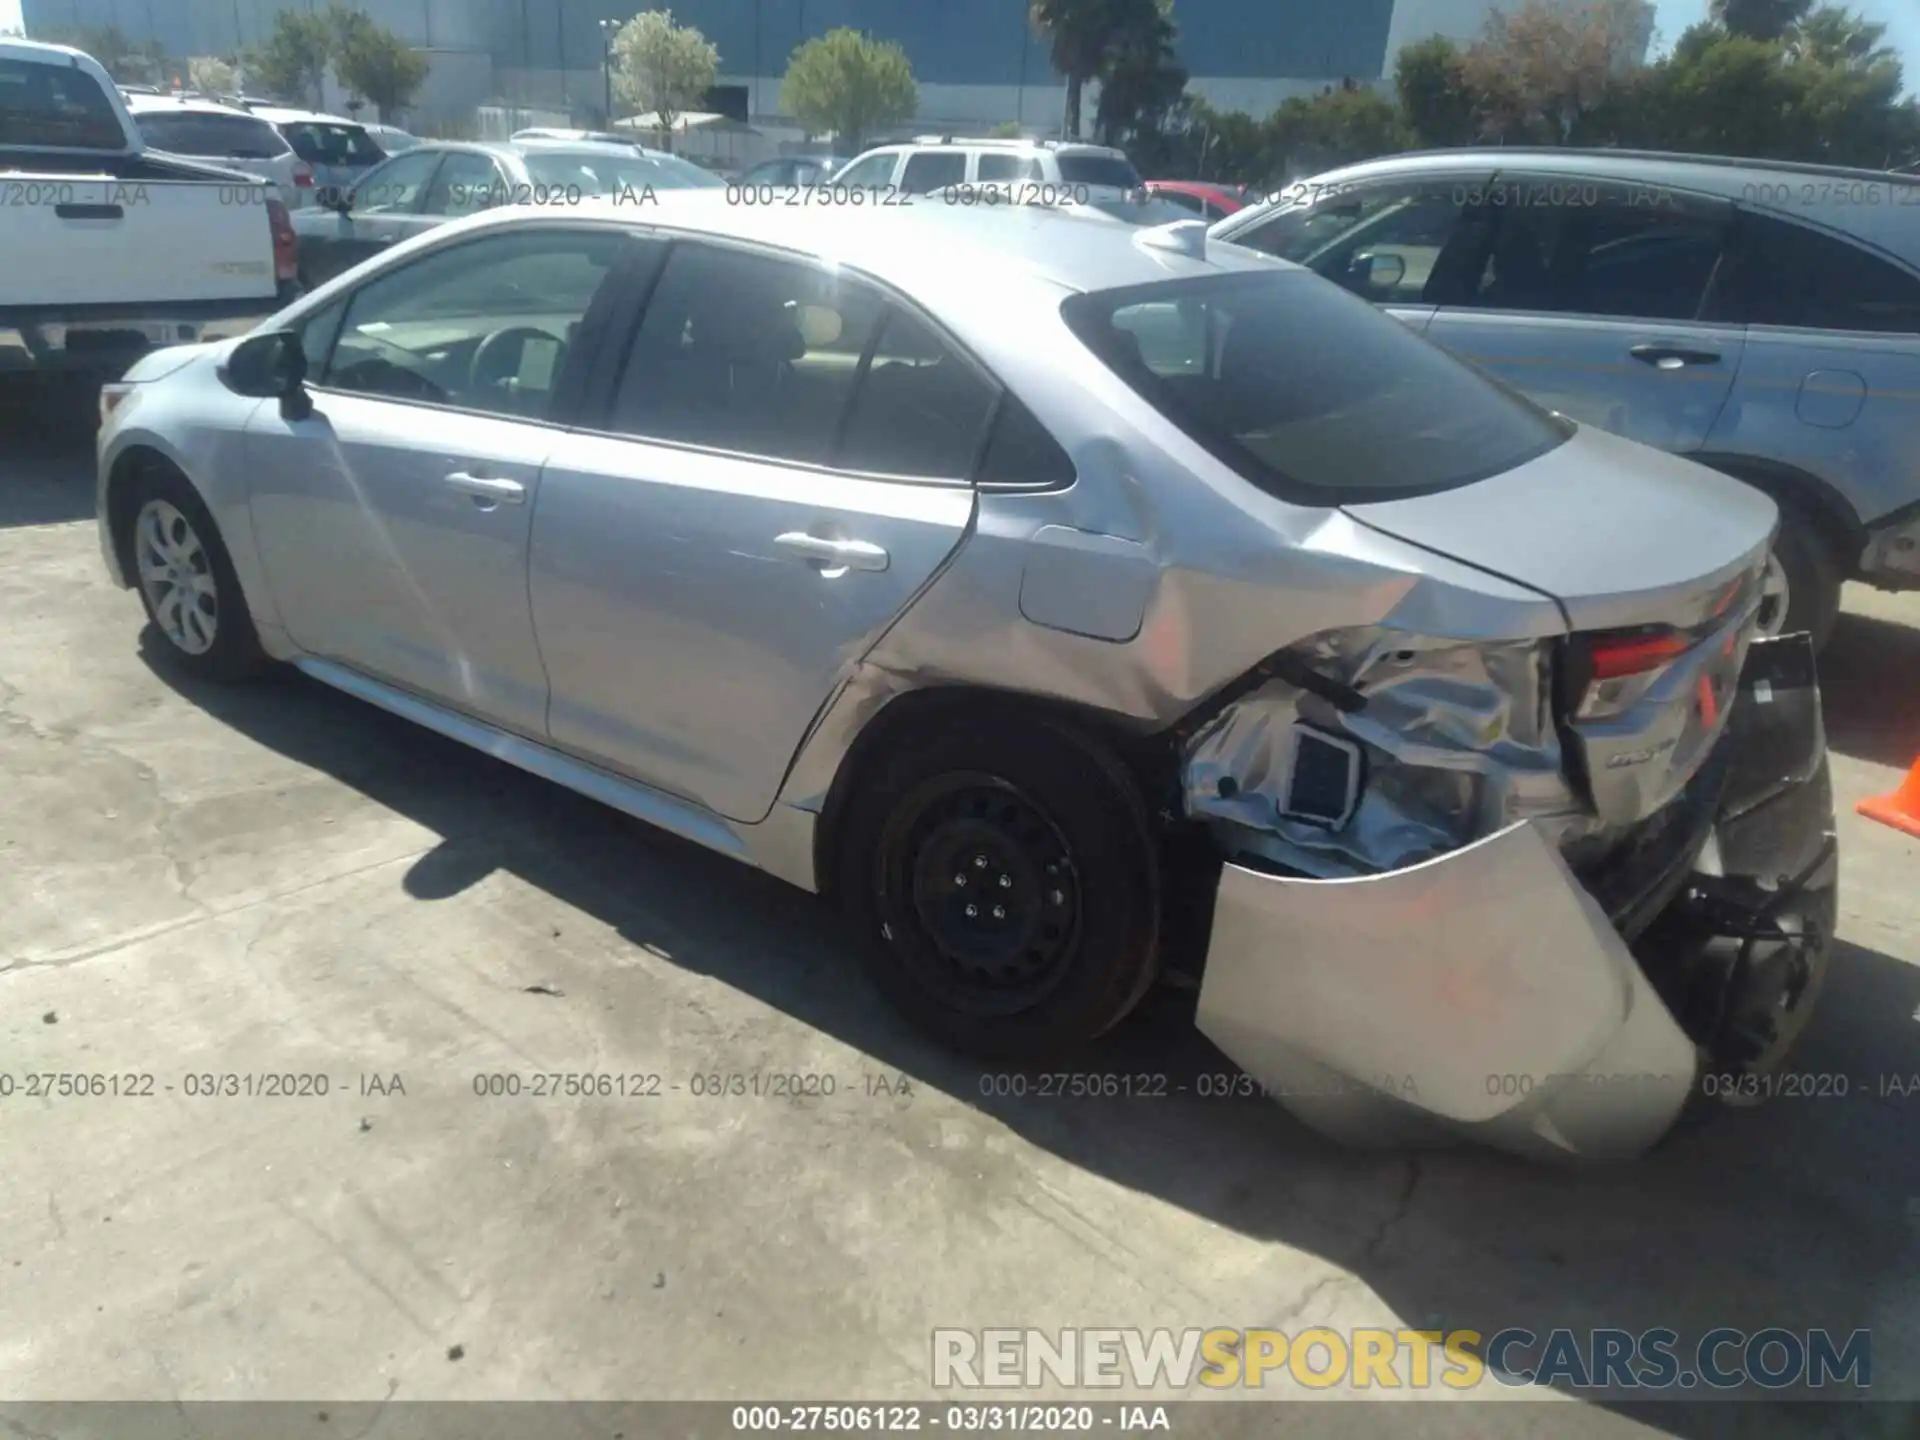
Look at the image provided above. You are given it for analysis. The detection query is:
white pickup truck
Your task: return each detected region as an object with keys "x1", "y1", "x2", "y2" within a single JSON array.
[{"x1": 0, "y1": 38, "x2": 299, "y2": 375}]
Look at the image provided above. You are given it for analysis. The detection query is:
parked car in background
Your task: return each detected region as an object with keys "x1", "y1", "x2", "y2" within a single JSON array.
[
  {"x1": 512, "y1": 128, "x2": 633, "y2": 147},
  {"x1": 1144, "y1": 180, "x2": 1248, "y2": 219},
  {"x1": 96, "y1": 194, "x2": 1835, "y2": 1163},
  {"x1": 290, "y1": 138, "x2": 722, "y2": 287},
  {"x1": 1211, "y1": 147, "x2": 1920, "y2": 649},
  {"x1": 363, "y1": 123, "x2": 420, "y2": 153},
  {"x1": 0, "y1": 38, "x2": 296, "y2": 376},
  {"x1": 246, "y1": 106, "x2": 386, "y2": 197},
  {"x1": 832, "y1": 137, "x2": 1142, "y2": 195},
  {"x1": 123, "y1": 93, "x2": 312, "y2": 207},
  {"x1": 734, "y1": 155, "x2": 848, "y2": 189}
]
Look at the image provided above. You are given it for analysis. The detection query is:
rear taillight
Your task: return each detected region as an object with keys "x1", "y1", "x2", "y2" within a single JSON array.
[
  {"x1": 1572, "y1": 627, "x2": 1694, "y2": 720},
  {"x1": 266, "y1": 196, "x2": 299, "y2": 282},
  {"x1": 294, "y1": 161, "x2": 315, "y2": 188}
]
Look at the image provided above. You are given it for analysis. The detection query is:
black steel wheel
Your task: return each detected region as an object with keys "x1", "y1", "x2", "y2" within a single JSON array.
[{"x1": 838, "y1": 713, "x2": 1163, "y2": 1060}]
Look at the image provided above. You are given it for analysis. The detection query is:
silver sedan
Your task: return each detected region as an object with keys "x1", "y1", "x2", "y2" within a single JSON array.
[{"x1": 94, "y1": 194, "x2": 1838, "y2": 1160}]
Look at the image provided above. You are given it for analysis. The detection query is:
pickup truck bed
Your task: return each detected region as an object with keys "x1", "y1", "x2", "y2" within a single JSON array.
[{"x1": 1, "y1": 41, "x2": 289, "y2": 374}]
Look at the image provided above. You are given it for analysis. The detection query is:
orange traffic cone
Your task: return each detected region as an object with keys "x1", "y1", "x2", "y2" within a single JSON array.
[{"x1": 1857, "y1": 757, "x2": 1920, "y2": 836}]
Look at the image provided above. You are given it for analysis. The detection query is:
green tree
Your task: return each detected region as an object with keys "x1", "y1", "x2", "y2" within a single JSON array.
[
  {"x1": 1710, "y1": 0, "x2": 1813, "y2": 42},
  {"x1": 244, "y1": 10, "x2": 333, "y2": 107},
  {"x1": 780, "y1": 28, "x2": 917, "y2": 154},
  {"x1": 1459, "y1": 0, "x2": 1649, "y2": 144},
  {"x1": 610, "y1": 9, "x2": 721, "y2": 154},
  {"x1": 1394, "y1": 35, "x2": 1479, "y2": 147},
  {"x1": 330, "y1": 5, "x2": 429, "y2": 121},
  {"x1": 1267, "y1": 85, "x2": 1409, "y2": 178},
  {"x1": 1093, "y1": 0, "x2": 1186, "y2": 148},
  {"x1": 1790, "y1": 5, "x2": 1898, "y2": 70}
]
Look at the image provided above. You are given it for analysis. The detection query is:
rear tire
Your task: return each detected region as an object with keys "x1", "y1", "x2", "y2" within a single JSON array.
[
  {"x1": 1763, "y1": 509, "x2": 1842, "y2": 653},
  {"x1": 836, "y1": 715, "x2": 1163, "y2": 1061},
  {"x1": 126, "y1": 467, "x2": 267, "y2": 682}
]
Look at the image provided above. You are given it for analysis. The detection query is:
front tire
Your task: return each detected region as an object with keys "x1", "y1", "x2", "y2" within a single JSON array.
[
  {"x1": 837, "y1": 715, "x2": 1163, "y2": 1061},
  {"x1": 127, "y1": 468, "x2": 266, "y2": 681}
]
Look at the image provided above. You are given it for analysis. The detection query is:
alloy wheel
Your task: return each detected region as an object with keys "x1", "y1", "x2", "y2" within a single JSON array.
[
  {"x1": 135, "y1": 498, "x2": 219, "y2": 656},
  {"x1": 1754, "y1": 552, "x2": 1790, "y2": 638}
]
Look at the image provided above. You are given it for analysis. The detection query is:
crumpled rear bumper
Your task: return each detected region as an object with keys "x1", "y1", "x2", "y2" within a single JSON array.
[{"x1": 1194, "y1": 633, "x2": 1837, "y2": 1161}]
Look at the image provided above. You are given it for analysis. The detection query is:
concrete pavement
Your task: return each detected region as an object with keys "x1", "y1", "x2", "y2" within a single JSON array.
[{"x1": 1, "y1": 387, "x2": 1915, "y2": 1437}]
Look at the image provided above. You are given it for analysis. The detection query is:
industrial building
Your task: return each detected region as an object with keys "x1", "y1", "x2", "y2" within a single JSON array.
[{"x1": 20, "y1": 0, "x2": 1652, "y2": 130}]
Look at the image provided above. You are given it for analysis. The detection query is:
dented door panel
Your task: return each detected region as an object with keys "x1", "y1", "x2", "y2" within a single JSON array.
[{"x1": 1197, "y1": 821, "x2": 1699, "y2": 1157}]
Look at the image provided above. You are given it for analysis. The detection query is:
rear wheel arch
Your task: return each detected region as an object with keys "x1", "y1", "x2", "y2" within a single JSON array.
[
  {"x1": 813, "y1": 685, "x2": 1171, "y2": 905},
  {"x1": 106, "y1": 445, "x2": 193, "y2": 585}
]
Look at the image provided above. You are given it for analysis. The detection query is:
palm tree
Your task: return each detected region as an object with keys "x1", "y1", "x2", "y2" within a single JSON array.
[
  {"x1": 1030, "y1": 0, "x2": 1120, "y2": 139},
  {"x1": 1789, "y1": 5, "x2": 1898, "y2": 69}
]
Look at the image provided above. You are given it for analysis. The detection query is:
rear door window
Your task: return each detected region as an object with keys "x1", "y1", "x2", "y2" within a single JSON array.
[
  {"x1": 835, "y1": 308, "x2": 996, "y2": 478},
  {"x1": 1057, "y1": 153, "x2": 1142, "y2": 189},
  {"x1": 834, "y1": 152, "x2": 897, "y2": 189},
  {"x1": 135, "y1": 111, "x2": 289, "y2": 159},
  {"x1": 899, "y1": 151, "x2": 966, "y2": 193},
  {"x1": 1719, "y1": 213, "x2": 1920, "y2": 334},
  {"x1": 282, "y1": 121, "x2": 384, "y2": 167},
  {"x1": 1062, "y1": 270, "x2": 1570, "y2": 505},
  {"x1": 0, "y1": 58, "x2": 124, "y2": 148},
  {"x1": 1468, "y1": 186, "x2": 1733, "y2": 321},
  {"x1": 977, "y1": 153, "x2": 1042, "y2": 182}
]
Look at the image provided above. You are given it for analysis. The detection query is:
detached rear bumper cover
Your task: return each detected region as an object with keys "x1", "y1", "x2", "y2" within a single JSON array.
[{"x1": 1195, "y1": 634, "x2": 1836, "y2": 1160}]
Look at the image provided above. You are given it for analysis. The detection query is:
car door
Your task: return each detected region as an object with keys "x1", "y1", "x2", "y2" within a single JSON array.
[
  {"x1": 246, "y1": 224, "x2": 632, "y2": 738},
  {"x1": 296, "y1": 147, "x2": 443, "y2": 285},
  {"x1": 1701, "y1": 208, "x2": 1920, "y2": 528},
  {"x1": 1424, "y1": 177, "x2": 1746, "y2": 454},
  {"x1": 531, "y1": 238, "x2": 993, "y2": 824},
  {"x1": 1217, "y1": 172, "x2": 1498, "y2": 333}
]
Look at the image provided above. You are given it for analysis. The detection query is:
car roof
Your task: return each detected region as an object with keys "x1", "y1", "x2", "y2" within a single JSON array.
[
  {"x1": 124, "y1": 95, "x2": 264, "y2": 118},
  {"x1": 1275, "y1": 146, "x2": 1920, "y2": 270},
  {"x1": 250, "y1": 106, "x2": 369, "y2": 128},
  {"x1": 436, "y1": 189, "x2": 1278, "y2": 301}
]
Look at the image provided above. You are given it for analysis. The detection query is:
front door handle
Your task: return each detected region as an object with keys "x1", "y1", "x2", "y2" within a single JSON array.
[
  {"x1": 774, "y1": 532, "x2": 890, "y2": 573},
  {"x1": 1630, "y1": 343, "x2": 1722, "y2": 370},
  {"x1": 443, "y1": 471, "x2": 526, "y2": 504}
]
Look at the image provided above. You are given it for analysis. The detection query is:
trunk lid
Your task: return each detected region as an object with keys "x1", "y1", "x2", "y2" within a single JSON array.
[
  {"x1": 1340, "y1": 424, "x2": 1777, "y2": 636},
  {"x1": 1343, "y1": 424, "x2": 1776, "y2": 827}
]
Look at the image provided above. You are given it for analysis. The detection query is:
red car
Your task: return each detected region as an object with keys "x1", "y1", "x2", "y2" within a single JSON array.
[{"x1": 1141, "y1": 180, "x2": 1249, "y2": 219}]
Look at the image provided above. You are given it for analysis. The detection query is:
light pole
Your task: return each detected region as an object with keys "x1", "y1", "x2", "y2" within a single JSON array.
[{"x1": 598, "y1": 17, "x2": 618, "y2": 127}]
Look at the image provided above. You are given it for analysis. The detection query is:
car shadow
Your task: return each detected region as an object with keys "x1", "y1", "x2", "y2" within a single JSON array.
[
  {"x1": 138, "y1": 643, "x2": 1918, "y2": 1436},
  {"x1": 0, "y1": 377, "x2": 101, "y2": 529},
  {"x1": 1820, "y1": 607, "x2": 1920, "y2": 770}
]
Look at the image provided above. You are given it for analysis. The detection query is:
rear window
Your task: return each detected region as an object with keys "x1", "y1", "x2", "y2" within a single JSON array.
[
  {"x1": 281, "y1": 121, "x2": 383, "y2": 166},
  {"x1": 136, "y1": 112, "x2": 289, "y2": 159},
  {"x1": 1057, "y1": 153, "x2": 1142, "y2": 189},
  {"x1": 1061, "y1": 270, "x2": 1570, "y2": 505},
  {"x1": 0, "y1": 58, "x2": 125, "y2": 149}
]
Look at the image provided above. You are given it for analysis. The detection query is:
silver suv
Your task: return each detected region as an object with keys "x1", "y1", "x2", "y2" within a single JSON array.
[
  {"x1": 1212, "y1": 148, "x2": 1920, "y2": 649},
  {"x1": 832, "y1": 137, "x2": 1142, "y2": 197}
]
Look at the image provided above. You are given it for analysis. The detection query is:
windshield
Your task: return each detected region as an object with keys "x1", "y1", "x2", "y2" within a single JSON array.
[
  {"x1": 523, "y1": 150, "x2": 724, "y2": 192},
  {"x1": 136, "y1": 112, "x2": 289, "y2": 160},
  {"x1": 1061, "y1": 270, "x2": 1570, "y2": 505},
  {"x1": 1057, "y1": 153, "x2": 1142, "y2": 189},
  {"x1": 281, "y1": 121, "x2": 383, "y2": 167},
  {"x1": 0, "y1": 58, "x2": 125, "y2": 149}
]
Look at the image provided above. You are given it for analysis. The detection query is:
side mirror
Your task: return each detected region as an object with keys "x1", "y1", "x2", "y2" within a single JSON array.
[
  {"x1": 221, "y1": 328, "x2": 311, "y2": 419},
  {"x1": 1353, "y1": 251, "x2": 1406, "y2": 289}
]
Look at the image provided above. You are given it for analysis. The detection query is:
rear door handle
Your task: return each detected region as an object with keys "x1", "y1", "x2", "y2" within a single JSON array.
[
  {"x1": 1630, "y1": 343, "x2": 1721, "y2": 369},
  {"x1": 443, "y1": 471, "x2": 526, "y2": 504},
  {"x1": 774, "y1": 532, "x2": 890, "y2": 572}
]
